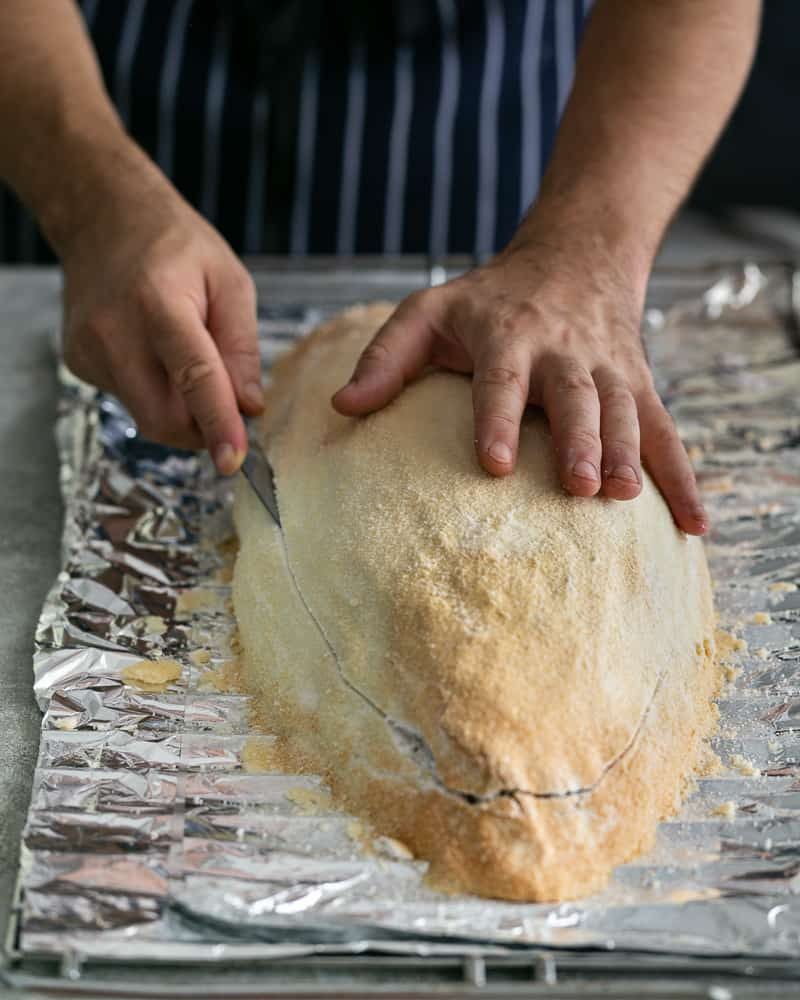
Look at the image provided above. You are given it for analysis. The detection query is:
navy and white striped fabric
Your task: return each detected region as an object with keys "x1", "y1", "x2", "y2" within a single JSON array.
[{"x1": 0, "y1": 1, "x2": 590, "y2": 262}]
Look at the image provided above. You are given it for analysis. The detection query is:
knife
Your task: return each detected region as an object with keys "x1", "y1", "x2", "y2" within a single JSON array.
[{"x1": 241, "y1": 438, "x2": 281, "y2": 527}]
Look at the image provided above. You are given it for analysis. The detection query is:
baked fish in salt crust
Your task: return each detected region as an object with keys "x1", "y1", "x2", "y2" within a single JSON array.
[{"x1": 233, "y1": 303, "x2": 720, "y2": 901}]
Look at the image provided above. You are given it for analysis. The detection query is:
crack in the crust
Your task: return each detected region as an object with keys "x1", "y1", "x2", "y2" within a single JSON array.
[{"x1": 270, "y1": 492, "x2": 660, "y2": 808}]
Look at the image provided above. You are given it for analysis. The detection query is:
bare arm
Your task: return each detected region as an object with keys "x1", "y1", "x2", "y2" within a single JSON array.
[
  {"x1": 334, "y1": 0, "x2": 761, "y2": 533},
  {"x1": 523, "y1": 0, "x2": 762, "y2": 289},
  {"x1": 0, "y1": 0, "x2": 130, "y2": 251},
  {"x1": 0, "y1": 0, "x2": 262, "y2": 473}
]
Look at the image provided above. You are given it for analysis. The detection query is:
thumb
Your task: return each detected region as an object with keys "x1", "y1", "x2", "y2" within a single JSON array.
[{"x1": 332, "y1": 295, "x2": 437, "y2": 415}]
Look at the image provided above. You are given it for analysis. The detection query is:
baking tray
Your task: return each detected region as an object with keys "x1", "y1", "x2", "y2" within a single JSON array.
[{"x1": 3, "y1": 258, "x2": 800, "y2": 997}]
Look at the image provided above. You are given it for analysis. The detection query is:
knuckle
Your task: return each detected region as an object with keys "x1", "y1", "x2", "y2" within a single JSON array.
[
  {"x1": 134, "y1": 262, "x2": 189, "y2": 313},
  {"x1": 133, "y1": 272, "x2": 168, "y2": 312},
  {"x1": 173, "y1": 355, "x2": 215, "y2": 398},
  {"x1": 477, "y1": 366, "x2": 526, "y2": 396},
  {"x1": 553, "y1": 368, "x2": 595, "y2": 396},
  {"x1": 359, "y1": 340, "x2": 395, "y2": 368},
  {"x1": 602, "y1": 438, "x2": 638, "y2": 464},
  {"x1": 498, "y1": 301, "x2": 538, "y2": 336},
  {"x1": 597, "y1": 383, "x2": 633, "y2": 409},
  {"x1": 225, "y1": 343, "x2": 261, "y2": 367},
  {"x1": 566, "y1": 427, "x2": 601, "y2": 452},
  {"x1": 481, "y1": 412, "x2": 518, "y2": 431}
]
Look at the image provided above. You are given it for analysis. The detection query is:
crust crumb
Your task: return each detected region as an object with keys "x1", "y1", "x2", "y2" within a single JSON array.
[
  {"x1": 133, "y1": 615, "x2": 167, "y2": 636},
  {"x1": 121, "y1": 658, "x2": 182, "y2": 691},
  {"x1": 715, "y1": 628, "x2": 748, "y2": 683},
  {"x1": 53, "y1": 716, "x2": 80, "y2": 731},
  {"x1": 374, "y1": 835, "x2": 415, "y2": 861},
  {"x1": 730, "y1": 754, "x2": 760, "y2": 777}
]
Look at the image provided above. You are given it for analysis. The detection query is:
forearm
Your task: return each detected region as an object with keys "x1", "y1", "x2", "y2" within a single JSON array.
[
  {"x1": 0, "y1": 0, "x2": 162, "y2": 256},
  {"x1": 513, "y1": 0, "x2": 761, "y2": 298}
]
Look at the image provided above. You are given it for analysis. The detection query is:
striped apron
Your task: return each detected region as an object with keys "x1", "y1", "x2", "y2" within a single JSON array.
[{"x1": 0, "y1": 0, "x2": 589, "y2": 262}]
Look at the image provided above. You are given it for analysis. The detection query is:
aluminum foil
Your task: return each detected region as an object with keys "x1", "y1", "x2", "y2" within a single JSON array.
[{"x1": 13, "y1": 265, "x2": 800, "y2": 964}]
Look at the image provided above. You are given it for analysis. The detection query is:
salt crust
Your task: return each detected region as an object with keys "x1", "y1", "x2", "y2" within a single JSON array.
[{"x1": 233, "y1": 304, "x2": 721, "y2": 901}]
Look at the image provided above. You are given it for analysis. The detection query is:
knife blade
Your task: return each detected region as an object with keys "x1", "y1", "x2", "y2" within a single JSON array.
[{"x1": 241, "y1": 439, "x2": 281, "y2": 527}]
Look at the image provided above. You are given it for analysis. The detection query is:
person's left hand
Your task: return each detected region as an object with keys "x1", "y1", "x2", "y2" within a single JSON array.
[{"x1": 331, "y1": 241, "x2": 707, "y2": 535}]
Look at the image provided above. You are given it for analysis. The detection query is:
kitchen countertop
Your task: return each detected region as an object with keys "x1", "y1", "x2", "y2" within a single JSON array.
[
  {"x1": 0, "y1": 269, "x2": 62, "y2": 950},
  {"x1": 1, "y1": 210, "x2": 800, "y2": 991}
]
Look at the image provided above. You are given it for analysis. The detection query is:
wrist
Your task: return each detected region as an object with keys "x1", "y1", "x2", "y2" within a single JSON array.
[
  {"x1": 32, "y1": 119, "x2": 174, "y2": 261},
  {"x1": 509, "y1": 180, "x2": 663, "y2": 309}
]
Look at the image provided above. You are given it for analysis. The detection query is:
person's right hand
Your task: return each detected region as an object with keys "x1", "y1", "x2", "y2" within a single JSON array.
[{"x1": 61, "y1": 167, "x2": 262, "y2": 475}]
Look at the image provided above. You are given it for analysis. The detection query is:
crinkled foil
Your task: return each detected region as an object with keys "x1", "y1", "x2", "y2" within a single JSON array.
[{"x1": 12, "y1": 265, "x2": 800, "y2": 964}]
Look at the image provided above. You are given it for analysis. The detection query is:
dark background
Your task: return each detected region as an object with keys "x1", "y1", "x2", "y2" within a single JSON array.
[
  {"x1": 691, "y1": 0, "x2": 800, "y2": 215},
  {"x1": 0, "y1": 1, "x2": 796, "y2": 263}
]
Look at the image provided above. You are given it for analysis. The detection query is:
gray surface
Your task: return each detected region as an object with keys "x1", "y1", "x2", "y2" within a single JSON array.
[
  {"x1": 1, "y1": 209, "x2": 800, "y2": 992},
  {"x1": 0, "y1": 269, "x2": 62, "y2": 947}
]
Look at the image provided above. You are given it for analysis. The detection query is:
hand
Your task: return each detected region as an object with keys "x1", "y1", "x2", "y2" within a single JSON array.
[
  {"x1": 61, "y1": 170, "x2": 262, "y2": 475},
  {"x1": 332, "y1": 241, "x2": 707, "y2": 535}
]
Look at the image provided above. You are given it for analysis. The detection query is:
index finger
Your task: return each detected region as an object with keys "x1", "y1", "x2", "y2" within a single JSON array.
[
  {"x1": 331, "y1": 293, "x2": 436, "y2": 415},
  {"x1": 152, "y1": 301, "x2": 248, "y2": 474}
]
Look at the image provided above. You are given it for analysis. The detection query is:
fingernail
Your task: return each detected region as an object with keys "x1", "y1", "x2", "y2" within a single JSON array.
[
  {"x1": 609, "y1": 464, "x2": 639, "y2": 484},
  {"x1": 572, "y1": 460, "x2": 599, "y2": 482},
  {"x1": 488, "y1": 441, "x2": 513, "y2": 464},
  {"x1": 243, "y1": 381, "x2": 264, "y2": 410},
  {"x1": 215, "y1": 443, "x2": 243, "y2": 476}
]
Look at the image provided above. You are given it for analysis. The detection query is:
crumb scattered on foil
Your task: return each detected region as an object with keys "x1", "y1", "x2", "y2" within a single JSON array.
[
  {"x1": 716, "y1": 629, "x2": 748, "y2": 658},
  {"x1": 730, "y1": 754, "x2": 761, "y2": 778},
  {"x1": 373, "y1": 835, "x2": 415, "y2": 861},
  {"x1": 120, "y1": 658, "x2": 182, "y2": 691}
]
